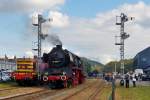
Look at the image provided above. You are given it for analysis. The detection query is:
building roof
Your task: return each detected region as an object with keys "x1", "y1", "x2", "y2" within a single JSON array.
[{"x1": 134, "y1": 46, "x2": 150, "y2": 70}]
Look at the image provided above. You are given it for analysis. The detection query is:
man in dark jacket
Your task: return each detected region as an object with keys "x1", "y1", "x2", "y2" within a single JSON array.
[{"x1": 125, "y1": 74, "x2": 130, "y2": 88}]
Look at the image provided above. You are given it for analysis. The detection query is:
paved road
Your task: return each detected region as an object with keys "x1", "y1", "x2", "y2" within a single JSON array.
[
  {"x1": 115, "y1": 79, "x2": 150, "y2": 86},
  {"x1": 136, "y1": 80, "x2": 150, "y2": 86}
]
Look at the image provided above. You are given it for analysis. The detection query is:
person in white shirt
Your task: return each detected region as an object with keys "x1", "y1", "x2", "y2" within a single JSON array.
[{"x1": 132, "y1": 75, "x2": 136, "y2": 87}]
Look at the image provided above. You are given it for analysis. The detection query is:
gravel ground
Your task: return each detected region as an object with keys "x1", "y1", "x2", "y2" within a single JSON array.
[
  {"x1": 0, "y1": 87, "x2": 45, "y2": 99},
  {"x1": 48, "y1": 79, "x2": 110, "y2": 100},
  {"x1": 0, "y1": 79, "x2": 111, "y2": 100}
]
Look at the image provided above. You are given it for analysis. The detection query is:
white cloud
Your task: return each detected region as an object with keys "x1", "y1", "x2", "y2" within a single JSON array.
[
  {"x1": 48, "y1": 1, "x2": 150, "y2": 64},
  {"x1": 100, "y1": 55, "x2": 117, "y2": 64},
  {"x1": 25, "y1": 51, "x2": 34, "y2": 58},
  {"x1": 30, "y1": 11, "x2": 70, "y2": 36},
  {"x1": 48, "y1": 11, "x2": 70, "y2": 28},
  {"x1": 42, "y1": 46, "x2": 52, "y2": 53},
  {"x1": 0, "y1": 0, "x2": 65, "y2": 12}
]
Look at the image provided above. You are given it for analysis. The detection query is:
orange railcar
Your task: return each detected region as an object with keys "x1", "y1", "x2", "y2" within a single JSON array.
[{"x1": 11, "y1": 58, "x2": 38, "y2": 86}]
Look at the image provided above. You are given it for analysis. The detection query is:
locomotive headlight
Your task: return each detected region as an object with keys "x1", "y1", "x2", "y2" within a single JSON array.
[
  {"x1": 61, "y1": 76, "x2": 66, "y2": 80},
  {"x1": 43, "y1": 76, "x2": 48, "y2": 82}
]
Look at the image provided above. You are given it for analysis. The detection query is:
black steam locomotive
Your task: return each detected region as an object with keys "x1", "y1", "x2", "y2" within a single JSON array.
[{"x1": 41, "y1": 45, "x2": 85, "y2": 88}]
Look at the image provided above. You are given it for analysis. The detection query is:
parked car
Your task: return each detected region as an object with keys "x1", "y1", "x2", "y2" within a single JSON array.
[
  {"x1": 0, "y1": 71, "x2": 11, "y2": 82},
  {"x1": 142, "y1": 73, "x2": 150, "y2": 81}
]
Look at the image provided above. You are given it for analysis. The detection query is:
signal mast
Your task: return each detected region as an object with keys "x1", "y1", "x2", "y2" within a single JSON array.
[
  {"x1": 115, "y1": 13, "x2": 134, "y2": 77},
  {"x1": 32, "y1": 14, "x2": 52, "y2": 80}
]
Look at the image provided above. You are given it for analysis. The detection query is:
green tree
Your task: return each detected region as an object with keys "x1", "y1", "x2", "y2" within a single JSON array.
[{"x1": 104, "y1": 59, "x2": 134, "y2": 73}]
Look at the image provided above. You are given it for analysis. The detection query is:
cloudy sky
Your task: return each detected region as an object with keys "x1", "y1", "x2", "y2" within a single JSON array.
[{"x1": 0, "y1": 0, "x2": 150, "y2": 64}]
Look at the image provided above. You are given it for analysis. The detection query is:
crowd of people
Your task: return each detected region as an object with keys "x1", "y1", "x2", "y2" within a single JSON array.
[
  {"x1": 120, "y1": 73, "x2": 141, "y2": 88},
  {"x1": 103, "y1": 72, "x2": 144, "y2": 88}
]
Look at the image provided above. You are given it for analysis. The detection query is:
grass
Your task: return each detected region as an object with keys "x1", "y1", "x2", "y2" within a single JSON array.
[
  {"x1": 99, "y1": 85, "x2": 112, "y2": 100},
  {"x1": 115, "y1": 85, "x2": 150, "y2": 100},
  {"x1": 0, "y1": 81, "x2": 17, "y2": 88}
]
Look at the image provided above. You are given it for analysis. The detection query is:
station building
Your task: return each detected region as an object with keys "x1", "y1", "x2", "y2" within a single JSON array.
[
  {"x1": 133, "y1": 47, "x2": 150, "y2": 72},
  {"x1": 0, "y1": 58, "x2": 17, "y2": 72}
]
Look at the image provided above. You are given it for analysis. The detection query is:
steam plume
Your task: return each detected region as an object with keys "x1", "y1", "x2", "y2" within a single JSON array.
[{"x1": 47, "y1": 34, "x2": 62, "y2": 46}]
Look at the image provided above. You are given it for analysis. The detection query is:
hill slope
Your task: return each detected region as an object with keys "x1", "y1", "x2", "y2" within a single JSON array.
[
  {"x1": 104, "y1": 59, "x2": 134, "y2": 73},
  {"x1": 81, "y1": 57, "x2": 104, "y2": 73}
]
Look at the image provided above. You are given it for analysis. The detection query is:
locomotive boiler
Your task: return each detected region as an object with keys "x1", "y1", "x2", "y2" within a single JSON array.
[{"x1": 42, "y1": 45, "x2": 85, "y2": 88}]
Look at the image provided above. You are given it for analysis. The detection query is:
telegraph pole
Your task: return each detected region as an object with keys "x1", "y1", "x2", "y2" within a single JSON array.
[
  {"x1": 32, "y1": 14, "x2": 51, "y2": 80},
  {"x1": 115, "y1": 13, "x2": 134, "y2": 77}
]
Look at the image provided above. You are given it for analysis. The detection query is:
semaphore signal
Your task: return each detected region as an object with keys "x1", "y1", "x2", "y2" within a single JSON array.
[{"x1": 115, "y1": 13, "x2": 134, "y2": 77}]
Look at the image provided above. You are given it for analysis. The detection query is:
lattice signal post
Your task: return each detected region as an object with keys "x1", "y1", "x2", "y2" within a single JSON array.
[
  {"x1": 115, "y1": 13, "x2": 134, "y2": 76},
  {"x1": 32, "y1": 14, "x2": 52, "y2": 80}
]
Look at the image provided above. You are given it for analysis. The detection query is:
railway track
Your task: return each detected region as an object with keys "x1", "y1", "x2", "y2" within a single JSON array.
[
  {"x1": 62, "y1": 79, "x2": 105, "y2": 100},
  {"x1": 87, "y1": 82, "x2": 105, "y2": 100},
  {"x1": 0, "y1": 88, "x2": 67, "y2": 100},
  {"x1": 0, "y1": 87, "x2": 18, "y2": 92},
  {"x1": 0, "y1": 87, "x2": 48, "y2": 100},
  {"x1": 0, "y1": 90, "x2": 54, "y2": 100},
  {"x1": 0, "y1": 89, "x2": 48, "y2": 100},
  {"x1": 0, "y1": 79, "x2": 106, "y2": 100},
  {"x1": 0, "y1": 83, "x2": 91, "y2": 100},
  {"x1": 62, "y1": 81, "x2": 96, "y2": 100}
]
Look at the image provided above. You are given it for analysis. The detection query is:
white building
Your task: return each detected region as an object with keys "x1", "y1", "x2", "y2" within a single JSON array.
[{"x1": 0, "y1": 58, "x2": 16, "y2": 72}]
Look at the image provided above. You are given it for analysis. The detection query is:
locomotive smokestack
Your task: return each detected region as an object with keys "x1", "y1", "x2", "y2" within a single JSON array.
[{"x1": 56, "y1": 45, "x2": 62, "y2": 49}]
